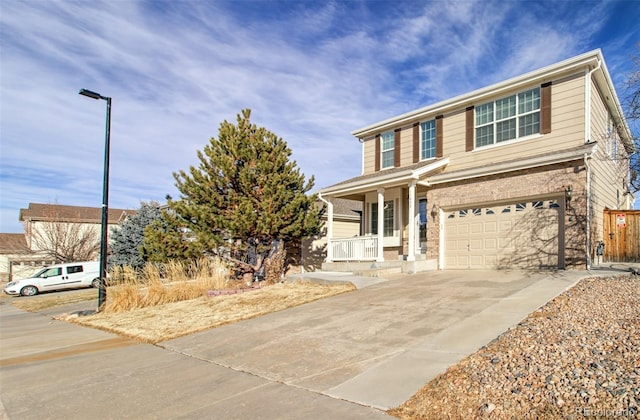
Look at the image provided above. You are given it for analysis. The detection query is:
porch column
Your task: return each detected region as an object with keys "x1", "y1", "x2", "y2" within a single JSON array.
[
  {"x1": 407, "y1": 180, "x2": 416, "y2": 261},
  {"x1": 377, "y1": 188, "x2": 385, "y2": 262},
  {"x1": 325, "y1": 200, "x2": 334, "y2": 262}
]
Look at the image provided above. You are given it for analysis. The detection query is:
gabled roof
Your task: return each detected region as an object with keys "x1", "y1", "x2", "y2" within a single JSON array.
[
  {"x1": 19, "y1": 203, "x2": 135, "y2": 224},
  {"x1": 352, "y1": 49, "x2": 633, "y2": 151},
  {"x1": 0, "y1": 233, "x2": 31, "y2": 254}
]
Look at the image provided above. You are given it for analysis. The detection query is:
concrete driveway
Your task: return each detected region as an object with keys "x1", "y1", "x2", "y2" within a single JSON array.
[{"x1": 1, "y1": 269, "x2": 596, "y2": 419}]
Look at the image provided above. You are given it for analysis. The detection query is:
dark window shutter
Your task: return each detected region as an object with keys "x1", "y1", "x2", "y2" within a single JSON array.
[
  {"x1": 541, "y1": 82, "x2": 552, "y2": 134},
  {"x1": 394, "y1": 128, "x2": 401, "y2": 168},
  {"x1": 465, "y1": 106, "x2": 474, "y2": 151},
  {"x1": 374, "y1": 134, "x2": 380, "y2": 172},
  {"x1": 413, "y1": 122, "x2": 420, "y2": 163},
  {"x1": 435, "y1": 115, "x2": 444, "y2": 158}
]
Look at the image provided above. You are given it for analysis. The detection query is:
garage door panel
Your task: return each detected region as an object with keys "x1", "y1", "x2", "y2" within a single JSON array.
[
  {"x1": 469, "y1": 255, "x2": 484, "y2": 268},
  {"x1": 470, "y1": 222, "x2": 483, "y2": 234},
  {"x1": 485, "y1": 255, "x2": 497, "y2": 266},
  {"x1": 484, "y1": 238, "x2": 497, "y2": 250},
  {"x1": 444, "y1": 199, "x2": 561, "y2": 269},
  {"x1": 484, "y1": 221, "x2": 497, "y2": 233},
  {"x1": 469, "y1": 239, "x2": 483, "y2": 251},
  {"x1": 499, "y1": 220, "x2": 513, "y2": 233}
]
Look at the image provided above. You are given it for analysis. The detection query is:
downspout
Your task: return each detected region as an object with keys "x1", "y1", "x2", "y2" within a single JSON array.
[
  {"x1": 359, "y1": 137, "x2": 365, "y2": 175},
  {"x1": 318, "y1": 193, "x2": 333, "y2": 263},
  {"x1": 584, "y1": 58, "x2": 601, "y2": 145},
  {"x1": 583, "y1": 59, "x2": 601, "y2": 270},
  {"x1": 584, "y1": 152, "x2": 592, "y2": 270}
]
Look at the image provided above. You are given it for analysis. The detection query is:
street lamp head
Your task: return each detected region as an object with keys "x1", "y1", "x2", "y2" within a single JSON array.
[{"x1": 79, "y1": 88, "x2": 104, "y2": 100}]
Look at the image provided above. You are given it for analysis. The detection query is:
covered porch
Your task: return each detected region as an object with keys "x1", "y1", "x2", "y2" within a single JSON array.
[{"x1": 319, "y1": 159, "x2": 448, "y2": 272}]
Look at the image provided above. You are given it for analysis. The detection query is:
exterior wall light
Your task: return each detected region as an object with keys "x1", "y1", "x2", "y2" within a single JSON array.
[{"x1": 431, "y1": 204, "x2": 438, "y2": 219}]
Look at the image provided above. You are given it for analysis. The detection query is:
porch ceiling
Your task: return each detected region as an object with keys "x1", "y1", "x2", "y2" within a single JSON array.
[{"x1": 319, "y1": 158, "x2": 449, "y2": 198}]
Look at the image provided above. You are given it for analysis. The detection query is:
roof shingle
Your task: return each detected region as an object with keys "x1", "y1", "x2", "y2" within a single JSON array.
[
  {"x1": 19, "y1": 203, "x2": 135, "y2": 224},
  {"x1": 0, "y1": 233, "x2": 31, "y2": 254}
]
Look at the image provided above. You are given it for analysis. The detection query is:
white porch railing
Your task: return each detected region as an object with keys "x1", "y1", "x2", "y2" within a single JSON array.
[{"x1": 331, "y1": 235, "x2": 379, "y2": 261}]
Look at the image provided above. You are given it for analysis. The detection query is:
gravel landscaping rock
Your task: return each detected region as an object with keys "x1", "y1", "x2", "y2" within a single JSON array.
[{"x1": 389, "y1": 275, "x2": 639, "y2": 419}]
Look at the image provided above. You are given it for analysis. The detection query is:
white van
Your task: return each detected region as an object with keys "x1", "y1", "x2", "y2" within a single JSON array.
[{"x1": 3, "y1": 261, "x2": 101, "y2": 296}]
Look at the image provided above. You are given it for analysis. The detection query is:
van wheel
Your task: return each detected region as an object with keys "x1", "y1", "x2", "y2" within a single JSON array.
[
  {"x1": 20, "y1": 286, "x2": 38, "y2": 296},
  {"x1": 91, "y1": 279, "x2": 101, "y2": 289}
]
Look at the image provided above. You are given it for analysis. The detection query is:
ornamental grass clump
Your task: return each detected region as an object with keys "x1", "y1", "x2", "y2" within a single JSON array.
[{"x1": 104, "y1": 258, "x2": 229, "y2": 313}]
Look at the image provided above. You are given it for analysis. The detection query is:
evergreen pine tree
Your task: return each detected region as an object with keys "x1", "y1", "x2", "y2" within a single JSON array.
[
  {"x1": 145, "y1": 109, "x2": 322, "y2": 266},
  {"x1": 109, "y1": 201, "x2": 161, "y2": 269}
]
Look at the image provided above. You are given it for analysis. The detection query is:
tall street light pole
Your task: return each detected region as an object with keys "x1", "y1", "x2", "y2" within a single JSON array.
[{"x1": 79, "y1": 88, "x2": 111, "y2": 310}]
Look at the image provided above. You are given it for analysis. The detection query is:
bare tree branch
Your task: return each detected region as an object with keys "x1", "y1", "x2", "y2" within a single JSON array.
[{"x1": 30, "y1": 207, "x2": 101, "y2": 263}]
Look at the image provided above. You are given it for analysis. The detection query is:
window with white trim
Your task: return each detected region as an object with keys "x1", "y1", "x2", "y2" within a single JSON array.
[
  {"x1": 381, "y1": 131, "x2": 394, "y2": 169},
  {"x1": 475, "y1": 87, "x2": 541, "y2": 147},
  {"x1": 370, "y1": 201, "x2": 394, "y2": 236},
  {"x1": 420, "y1": 120, "x2": 436, "y2": 160}
]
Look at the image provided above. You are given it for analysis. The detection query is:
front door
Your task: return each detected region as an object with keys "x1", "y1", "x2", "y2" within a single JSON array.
[{"x1": 418, "y1": 199, "x2": 428, "y2": 252}]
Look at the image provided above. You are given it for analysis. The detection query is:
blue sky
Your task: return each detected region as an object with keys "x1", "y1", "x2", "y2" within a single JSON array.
[{"x1": 1, "y1": 0, "x2": 639, "y2": 233}]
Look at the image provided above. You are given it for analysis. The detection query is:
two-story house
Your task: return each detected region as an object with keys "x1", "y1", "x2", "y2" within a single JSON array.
[
  {"x1": 319, "y1": 49, "x2": 634, "y2": 272},
  {"x1": 0, "y1": 203, "x2": 135, "y2": 282}
]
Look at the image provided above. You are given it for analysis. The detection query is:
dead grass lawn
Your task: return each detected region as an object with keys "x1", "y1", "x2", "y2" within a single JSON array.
[
  {"x1": 11, "y1": 289, "x2": 97, "y2": 312},
  {"x1": 59, "y1": 282, "x2": 355, "y2": 343}
]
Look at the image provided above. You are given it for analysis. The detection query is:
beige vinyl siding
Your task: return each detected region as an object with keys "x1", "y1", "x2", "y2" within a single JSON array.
[
  {"x1": 547, "y1": 74, "x2": 586, "y2": 141},
  {"x1": 333, "y1": 219, "x2": 361, "y2": 238},
  {"x1": 399, "y1": 125, "x2": 414, "y2": 166},
  {"x1": 445, "y1": 75, "x2": 587, "y2": 172},
  {"x1": 359, "y1": 72, "x2": 587, "y2": 175},
  {"x1": 363, "y1": 135, "x2": 376, "y2": 174},
  {"x1": 589, "y1": 81, "x2": 631, "y2": 242},
  {"x1": 438, "y1": 109, "x2": 467, "y2": 170}
]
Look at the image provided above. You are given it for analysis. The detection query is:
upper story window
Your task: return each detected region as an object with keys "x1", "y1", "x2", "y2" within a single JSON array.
[
  {"x1": 420, "y1": 120, "x2": 436, "y2": 160},
  {"x1": 475, "y1": 87, "x2": 541, "y2": 148},
  {"x1": 381, "y1": 131, "x2": 395, "y2": 169}
]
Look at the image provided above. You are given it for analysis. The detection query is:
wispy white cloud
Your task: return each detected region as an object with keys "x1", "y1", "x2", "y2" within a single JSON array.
[{"x1": 1, "y1": 0, "x2": 638, "y2": 233}]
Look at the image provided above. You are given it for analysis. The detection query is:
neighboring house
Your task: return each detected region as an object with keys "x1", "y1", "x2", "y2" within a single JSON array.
[
  {"x1": 0, "y1": 203, "x2": 134, "y2": 281},
  {"x1": 0, "y1": 233, "x2": 51, "y2": 282},
  {"x1": 20, "y1": 203, "x2": 134, "y2": 253},
  {"x1": 319, "y1": 50, "x2": 634, "y2": 272},
  {"x1": 301, "y1": 198, "x2": 362, "y2": 271}
]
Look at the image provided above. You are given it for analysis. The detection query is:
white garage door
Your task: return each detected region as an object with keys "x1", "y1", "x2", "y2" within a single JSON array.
[{"x1": 444, "y1": 199, "x2": 561, "y2": 269}]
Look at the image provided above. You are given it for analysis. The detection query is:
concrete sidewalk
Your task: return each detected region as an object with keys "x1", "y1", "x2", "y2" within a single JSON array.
[{"x1": 1, "y1": 268, "x2": 631, "y2": 418}]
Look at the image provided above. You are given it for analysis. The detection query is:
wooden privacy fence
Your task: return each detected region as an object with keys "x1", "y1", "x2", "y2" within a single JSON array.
[{"x1": 603, "y1": 209, "x2": 640, "y2": 262}]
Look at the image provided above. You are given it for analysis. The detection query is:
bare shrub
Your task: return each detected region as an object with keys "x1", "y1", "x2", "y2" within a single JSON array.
[
  {"x1": 103, "y1": 283, "x2": 142, "y2": 312},
  {"x1": 103, "y1": 258, "x2": 230, "y2": 313},
  {"x1": 165, "y1": 260, "x2": 186, "y2": 282},
  {"x1": 142, "y1": 264, "x2": 162, "y2": 284}
]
